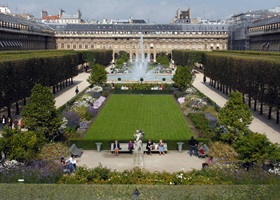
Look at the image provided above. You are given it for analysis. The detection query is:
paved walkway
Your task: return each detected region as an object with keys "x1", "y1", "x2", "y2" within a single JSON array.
[
  {"x1": 77, "y1": 150, "x2": 203, "y2": 173},
  {"x1": 193, "y1": 72, "x2": 280, "y2": 144},
  {"x1": 54, "y1": 72, "x2": 91, "y2": 108}
]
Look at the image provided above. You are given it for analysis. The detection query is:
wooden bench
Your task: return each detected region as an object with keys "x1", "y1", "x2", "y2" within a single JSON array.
[
  {"x1": 111, "y1": 143, "x2": 130, "y2": 153},
  {"x1": 70, "y1": 144, "x2": 83, "y2": 158},
  {"x1": 142, "y1": 143, "x2": 168, "y2": 154}
]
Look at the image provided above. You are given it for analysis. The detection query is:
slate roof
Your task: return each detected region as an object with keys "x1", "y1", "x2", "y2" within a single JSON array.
[
  {"x1": 249, "y1": 15, "x2": 280, "y2": 27},
  {"x1": 50, "y1": 23, "x2": 228, "y2": 32},
  {"x1": 0, "y1": 13, "x2": 54, "y2": 33}
]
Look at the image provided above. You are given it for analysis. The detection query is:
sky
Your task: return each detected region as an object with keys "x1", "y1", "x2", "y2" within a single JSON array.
[{"x1": 2, "y1": 0, "x2": 280, "y2": 23}]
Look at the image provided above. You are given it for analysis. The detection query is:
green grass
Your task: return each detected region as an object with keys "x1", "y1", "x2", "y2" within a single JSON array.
[{"x1": 84, "y1": 95, "x2": 192, "y2": 141}]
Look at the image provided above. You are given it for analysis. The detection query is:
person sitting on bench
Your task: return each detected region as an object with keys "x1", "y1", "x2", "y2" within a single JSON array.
[
  {"x1": 128, "y1": 139, "x2": 134, "y2": 154},
  {"x1": 61, "y1": 157, "x2": 75, "y2": 173},
  {"x1": 146, "y1": 139, "x2": 153, "y2": 155},
  {"x1": 113, "y1": 140, "x2": 121, "y2": 156}
]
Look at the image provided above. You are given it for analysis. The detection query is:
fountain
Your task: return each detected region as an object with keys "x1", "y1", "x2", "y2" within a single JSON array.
[{"x1": 107, "y1": 35, "x2": 174, "y2": 83}]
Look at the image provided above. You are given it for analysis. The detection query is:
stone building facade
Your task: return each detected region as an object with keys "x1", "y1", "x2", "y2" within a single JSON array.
[
  {"x1": 51, "y1": 24, "x2": 228, "y2": 62},
  {"x1": 0, "y1": 13, "x2": 55, "y2": 50},
  {"x1": 248, "y1": 15, "x2": 280, "y2": 51}
]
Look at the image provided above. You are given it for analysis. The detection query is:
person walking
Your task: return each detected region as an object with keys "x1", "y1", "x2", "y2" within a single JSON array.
[
  {"x1": 75, "y1": 86, "x2": 79, "y2": 95},
  {"x1": 13, "y1": 117, "x2": 19, "y2": 129},
  {"x1": 189, "y1": 136, "x2": 198, "y2": 156}
]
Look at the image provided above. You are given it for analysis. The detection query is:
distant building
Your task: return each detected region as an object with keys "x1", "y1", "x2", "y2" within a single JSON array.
[
  {"x1": 249, "y1": 14, "x2": 280, "y2": 51},
  {"x1": 41, "y1": 9, "x2": 83, "y2": 24},
  {"x1": 228, "y1": 7, "x2": 280, "y2": 50},
  {"x1": 0, "y1": 5, "x2": 10, "y2": 14},
  {"x1": 170, "y1": 8, "x2": 191, "y2": 24},
  {"x1": 0, "y1": 13, "x2": 55, "y2": 50},
  {"x1": 100, "y1": 17, "x2": 146, "y2": 24}
]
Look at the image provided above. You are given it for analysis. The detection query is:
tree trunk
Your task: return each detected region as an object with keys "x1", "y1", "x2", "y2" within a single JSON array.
[
  {"x1": 260, "y1": 102, "x2": 263, "y2": 115},
  {"x1": 71, "y1": 77, "x2": 73, "y2": 84},
  {"x1": 7, "y1": 106, "x2": 11, "y2": 117},
  {"x1": 254, "y1": 99, "x2": 257, "y2": 111},
  {"x1": 56, "y1": 84, "x2": 59, "y2": 92},
  {"x1": 248, "y1": 95, "x2": 251, "y2": 108},
  {"x1": 16, "y1": 102, "x2": 19, "y2": 115},
  {"x1": 268, "y1": 106, "x2": 272, "y2": 119},
  {"x1": 52, "y1": 85, "x2": 55, "y2": 94},
  {"x1": 242, "y1": 93, "x2": 245, "y2": 103},
  {"x1": 276, "y1": 110, "x2": 279, "y2": 124},
  {"x1": 66, "y1": 79, "x2": 68, "y2": 87}
]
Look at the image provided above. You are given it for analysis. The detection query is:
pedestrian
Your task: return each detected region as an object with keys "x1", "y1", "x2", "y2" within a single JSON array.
[
  {"x1": 203, "y1": 76, "x2": 206, "y2": 83},
  {"x1": 189, "y1": 136, "x2": 198, "y2": 156},
  {"x1": 75, "y1": 86, "x2": 79, "y2": 95},
  {"x1": 7, "y1": 116, "x2": 12, "y2": 129},
  {"x1": 13, "y1": 117, "x2": 19, "y2": 129},
  {"x1": 1, "y1": 115, "x2": 6, "y2": 128}
]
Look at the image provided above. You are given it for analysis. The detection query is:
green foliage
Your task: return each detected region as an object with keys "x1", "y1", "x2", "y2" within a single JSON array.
[
  {"x1": 156, "y1": 54, "x2": 169, "y2": 67},
  {"x1": 21, "y1": 84, "x2": 62, "y2": 141},
  {"x1": 0, "y1": 129, "x2": 46, "y2": 162},
  {"x1": 37, "y1": 142, "x2": 70, "y2": 162},
  {"x1": 217, "y1": 92, "x2": 253, "y2": 143},
  {"x1": 172, "y1": 65, "x2": 192, "y2": 91},
  {"x1": 188, "y1": 113, "x2": 212, "y2": 138},
  {"x1": 87, "y1": 64, "x2": 107, "y2": 86},
  {"x1": 80, "y1": 50, "x2": 113, "y2": 66},
  {"x1": 0, "y1": 51, "x2": 79, "y2": 109},
  {"x1": 73, "y1": 105, "x2": 90, "y2": 120},
  {"x1": 233, "y1": 132, "x2": 280, "y2": 163}
]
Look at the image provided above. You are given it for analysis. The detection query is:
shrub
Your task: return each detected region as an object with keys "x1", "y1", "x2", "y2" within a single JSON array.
[
  {"x1": 88, "y1": 106, "x2": 99, "y2": 117},
  {"x1": 37, "y1": 143, "x2": 70, "y2": 162},
  {"x1": 63, "y1": 111, "x2": 80, "y2": 130},
  {"x1": 73, "y1": 105, "x2": 89, "y2": 120},
  {"x1": 0, "y1": 160, "x2": 63, "y2": 183},
  {"x1": 0, "y1": 129, "x2": 46, "y2": 162}
]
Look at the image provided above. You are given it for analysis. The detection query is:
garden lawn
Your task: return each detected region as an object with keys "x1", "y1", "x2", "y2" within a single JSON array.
[{"x1": 84, "y1": 95, "x2": 192, "y2": 141}]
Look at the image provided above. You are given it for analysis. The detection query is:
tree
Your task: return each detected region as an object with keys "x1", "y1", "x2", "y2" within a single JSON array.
[
  {"x1": 0, "y1": 129, "x2": 46, "y2": 162},
  {"x1": 172, "y1": 65, "x2": 192, "y2": 91},
  {"x1": 156, "y1": 54, "x2": 169, "y2": 67},
  {"x1": 21, "y1": 84, "x2": 62, "y2": 141},
  {"x1": 87, "y1": 64, "x2": 107, "y2": 86},
  {"x1": 234, "y1": 132, "x2": 280, "y2": 163},
  {"x1": 217, "y1": 92, "x2": 253, "y2": 143}
]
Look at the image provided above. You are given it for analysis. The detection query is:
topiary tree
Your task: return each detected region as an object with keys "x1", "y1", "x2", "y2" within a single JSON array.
[
  {"x1": 87, "y1": 64, "x2": 107, "y2": 86},
  {"x1": 21, "y1": 84, "x2": 62, "y2": 141},
  {"x1": 217, "y1": 92, "x2": 253, "y2": 143},
  {"x1": 172, "y1": 65, "x2": 192, "y2": 91}
]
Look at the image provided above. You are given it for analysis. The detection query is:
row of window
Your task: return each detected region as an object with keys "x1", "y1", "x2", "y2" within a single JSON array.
[
  {"x1": 0, "y1": 20, "x2": 28, "y2": 30},
  {"x1": 59, "y1": 43, "x2": 226, "y2": 50},
  {"x1": 249, "y1": 22, "x2": 280, "y2": 32},
  {"x1": 56, "y1": 31, "x2": 227, "y2": 35}
]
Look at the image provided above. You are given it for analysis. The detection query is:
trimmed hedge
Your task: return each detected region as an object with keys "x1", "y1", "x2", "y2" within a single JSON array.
[{"x1": 0, "y1": 184, "x2": 279, "y2": 199}]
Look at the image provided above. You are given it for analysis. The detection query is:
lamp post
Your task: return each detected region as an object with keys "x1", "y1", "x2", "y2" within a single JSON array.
[{"x1": 133, "y1": 188, "x2": 140, "y2": 200}]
